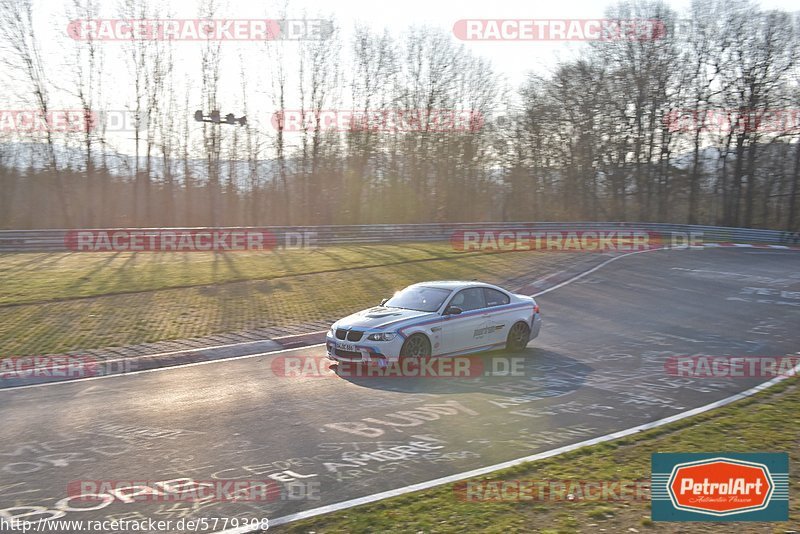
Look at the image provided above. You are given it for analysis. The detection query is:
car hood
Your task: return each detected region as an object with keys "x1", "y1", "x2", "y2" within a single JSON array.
[{"x1": 334, "y1": 306, "x2": 436, "y2": 331}]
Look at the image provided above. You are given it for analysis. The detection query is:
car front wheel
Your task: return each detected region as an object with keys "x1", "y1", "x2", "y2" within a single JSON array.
[{"x1": 400, "y1": 334, "x2": 431, "y2": 359}]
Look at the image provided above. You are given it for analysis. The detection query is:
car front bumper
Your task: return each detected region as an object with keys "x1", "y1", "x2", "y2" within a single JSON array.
[{"x1": 326, "y1": 333, "x2": 405, "y2": 364}]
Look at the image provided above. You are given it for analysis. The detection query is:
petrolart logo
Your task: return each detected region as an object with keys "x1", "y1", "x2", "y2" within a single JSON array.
[{"x1": 651, "y1": 453, "x2": 789, "y2": 521}]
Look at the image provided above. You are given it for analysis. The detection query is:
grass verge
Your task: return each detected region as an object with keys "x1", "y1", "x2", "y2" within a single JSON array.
[
  {"x1": 0, "y1": 243, "x2": 470, "y2": 306},
  {"x1": 0, "y1": 246, "x2": 586, "y2": 355},
  {"x1": 282, "y1": 377, "x2": 799, "y2": 533}
]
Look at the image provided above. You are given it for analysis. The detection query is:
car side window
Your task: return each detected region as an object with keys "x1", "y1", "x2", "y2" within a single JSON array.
[
  {"x1": 483, "y1": 288, "x2": 510, "y2": 307},
  {"x1": 449, "y1": 287, "x2": 487, "y2": 312}
]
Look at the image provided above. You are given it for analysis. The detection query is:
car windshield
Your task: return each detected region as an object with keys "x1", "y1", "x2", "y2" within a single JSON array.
[{"x1": 384, "y1": 286, "x2": 452, "y2": 312}]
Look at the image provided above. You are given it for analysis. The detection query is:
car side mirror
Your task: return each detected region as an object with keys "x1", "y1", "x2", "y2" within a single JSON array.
[
  {"x1": 380, "y1": 298, "x2": 388, "y2": 306},
  {"x1": 444, "y1": 306, "x2": 462, "y2": 315}
]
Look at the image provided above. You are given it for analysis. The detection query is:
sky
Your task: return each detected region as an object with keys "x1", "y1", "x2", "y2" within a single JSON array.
[
  {"x1": 32, "y1": 0, "x2": 798, "y2": 85},
  {"x1": 13, "y1": 0, "x2": 800, "y2": 156},
  {"x1": 171, "y1": 0, "x2": 797, "y2": 86}
]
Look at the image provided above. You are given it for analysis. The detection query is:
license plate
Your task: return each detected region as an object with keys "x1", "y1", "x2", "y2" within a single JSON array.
[{"x1": 337, "y1": 342, "x2": 356, "y2": 352}]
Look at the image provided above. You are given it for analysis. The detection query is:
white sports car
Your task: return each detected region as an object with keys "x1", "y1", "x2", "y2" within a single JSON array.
[{"x1": 326, "y1": 281, "x2": 542, "y2": 364}]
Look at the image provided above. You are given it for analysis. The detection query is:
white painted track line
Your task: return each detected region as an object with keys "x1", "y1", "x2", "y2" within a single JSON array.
[{"x1": 245, "y1": 361, "x2": 800, "y2": 531}]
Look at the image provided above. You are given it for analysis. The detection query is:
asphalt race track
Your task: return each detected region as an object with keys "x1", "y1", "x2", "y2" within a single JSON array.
[{"x1": 1, "y1": 248, "x2": 799, "y2": 532}]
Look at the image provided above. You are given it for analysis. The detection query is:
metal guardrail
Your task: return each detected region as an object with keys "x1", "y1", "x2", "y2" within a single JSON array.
[{"x1": 0, "y1": 222, "x2": 797, "y2": 252}]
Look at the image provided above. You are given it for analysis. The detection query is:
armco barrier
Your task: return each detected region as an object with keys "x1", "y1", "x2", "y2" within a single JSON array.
[{"x1": 0, "y1": 222, "x2": 796, "y2": 252}]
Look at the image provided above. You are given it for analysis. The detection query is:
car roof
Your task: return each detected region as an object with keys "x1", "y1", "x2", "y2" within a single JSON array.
[{"x1": 409, "y1": 280, "x2": 502, "y2": 291}]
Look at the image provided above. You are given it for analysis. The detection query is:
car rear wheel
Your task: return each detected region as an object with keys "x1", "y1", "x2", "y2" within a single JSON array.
[
  {"x1": 400, "y1": 334, "x2": 431, "y2": 359},
  {"x1": 505, "y1": 322, "x2": 531, "y2": 352}
]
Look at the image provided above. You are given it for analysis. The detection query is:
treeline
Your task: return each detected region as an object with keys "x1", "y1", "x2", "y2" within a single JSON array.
[{"x1": 0, "y1": 0, "x2": 798, "y2": 230}]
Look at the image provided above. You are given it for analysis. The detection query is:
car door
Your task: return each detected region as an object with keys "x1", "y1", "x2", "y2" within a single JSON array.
[
  {"x1": 483, "y1": 287, "x2": 513, "y2": 345},
  {"x1": 441, "y1": 287, "x2": 492, "y2": 354}
]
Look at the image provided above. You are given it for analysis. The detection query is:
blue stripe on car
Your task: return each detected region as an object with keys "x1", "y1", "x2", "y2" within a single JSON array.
[{"x1": 398, "y1": 302, "x2": 533, "y2": 336}]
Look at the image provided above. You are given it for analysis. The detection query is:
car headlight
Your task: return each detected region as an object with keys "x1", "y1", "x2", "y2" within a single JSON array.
[
  {"x1": 367, "y1": 332, "x2": 397, "y2": 341},
  {"x1": 328, "y1": 326, "x2": 336, "y2": 337}
]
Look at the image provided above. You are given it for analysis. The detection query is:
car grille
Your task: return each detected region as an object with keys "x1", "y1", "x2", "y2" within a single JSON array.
[
  {"x1": 334, "y1": 349, "x2": 362, "y2": 360},
  {"x1": 348, "y1": 330, "x2": 364, "y2": 341},
  {"x1": 336, "y1": 329, "x2": 364, "y2": 341}
]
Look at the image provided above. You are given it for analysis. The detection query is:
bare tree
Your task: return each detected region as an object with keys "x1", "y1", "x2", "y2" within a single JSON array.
[
  {"x1": 67, "y1": 0, "x2": 105, "y2": 226},
  {"x1": 0, "y1": 0, "x2": 71, "y2": 225},
  {"x1": 346, "y1": 25, "x2": 395, "y2": 223}
]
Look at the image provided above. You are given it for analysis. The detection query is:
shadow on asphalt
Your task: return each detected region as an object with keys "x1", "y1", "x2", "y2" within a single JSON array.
[{"x1": 330, "y1": 348, "x2": 595, "y2": 395}]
